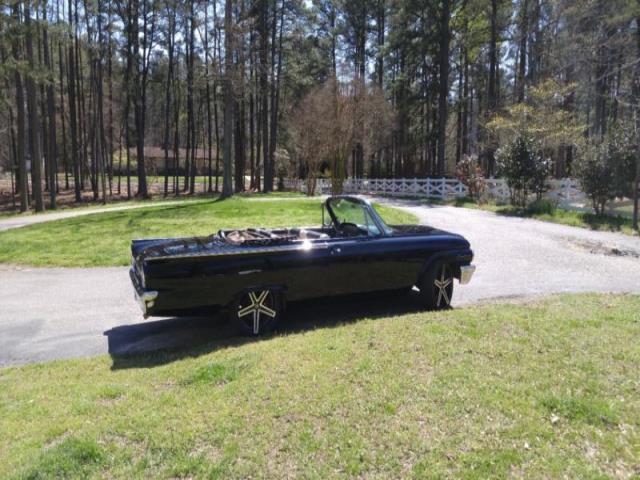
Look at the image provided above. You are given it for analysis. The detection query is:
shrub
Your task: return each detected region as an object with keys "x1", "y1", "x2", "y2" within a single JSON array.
[
  {"x1": 575, "y1": 140, "x2": 628, "y2": 216},
  {"x1": 526, "y1": 198, "x2": 557, "y2": 215},
  {"x1": 496, "y1": 131, "x2": 553, "y2": 207},
  {"x1": 455, "y1": 155, "x2": 486, "y2": 202},
  {"x1": 608, "y1": 122, "x2": 638, "y2": 198}
]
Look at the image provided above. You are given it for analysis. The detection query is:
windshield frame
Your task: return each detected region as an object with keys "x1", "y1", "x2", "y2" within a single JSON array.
[{"x1": 324, "y1": 196, "x2": 393, "y2": 236}]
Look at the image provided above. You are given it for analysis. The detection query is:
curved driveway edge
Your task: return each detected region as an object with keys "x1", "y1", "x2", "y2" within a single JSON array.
[
  {"x1": 376, "y1": 198, "x2": 640, "y2": 304},
  {"x1": 0, "y1": 200, "x2": 208, "y2": 232},
  {"x1": 1, "y1": 198, "x2": 639, "y2": 367}
]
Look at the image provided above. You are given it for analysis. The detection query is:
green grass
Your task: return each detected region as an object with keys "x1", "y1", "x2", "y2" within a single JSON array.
[
  {"x1": 0, "y1": 190, "x2": 306, "y2": 218},
  {"x1": 504, "y1": 208, "x2": 636, "y2": 234},
  {"x1": 0, "y1": 196, "x2": 215, "y2": 218},
  {"x1": 1, "y1": 294, "x2": 639, "y2": 478},
  {"x1": 0, "y1": 197, "x2": 416, "y2": 267},
  {"x1": 432, "y1": 197, "x2": 638, "y2": 235}
]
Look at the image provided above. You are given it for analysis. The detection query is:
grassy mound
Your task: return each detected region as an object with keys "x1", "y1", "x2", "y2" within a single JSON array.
[{"x1": 1, "y1": 294, "x2": 638, "y2": 478}]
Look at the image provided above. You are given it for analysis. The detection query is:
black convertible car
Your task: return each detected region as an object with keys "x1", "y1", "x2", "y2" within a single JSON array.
[{"x1": 130, "y1": 196, "x2": 475, "y2": 335}]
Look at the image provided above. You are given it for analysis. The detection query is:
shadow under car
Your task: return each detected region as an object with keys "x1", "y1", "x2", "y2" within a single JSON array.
[{"x1": 105, "y1": 289, "x2": 429, "y2": 370}]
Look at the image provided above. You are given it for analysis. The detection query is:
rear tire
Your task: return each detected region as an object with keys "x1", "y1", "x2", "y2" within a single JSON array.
[
  {"x1": 232, "y1": 288, "x2": 282, "y2": 336},
  {"x1": 418, "y1": 261, "x2": 454, "y2": 310}
]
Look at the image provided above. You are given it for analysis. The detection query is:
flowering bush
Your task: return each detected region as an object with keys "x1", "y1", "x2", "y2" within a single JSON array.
[{"x1": 455, "y1": 155, "x2": 485, "y2": 202}]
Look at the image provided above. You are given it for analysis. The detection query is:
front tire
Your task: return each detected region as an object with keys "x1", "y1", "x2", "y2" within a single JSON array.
[
  {"x1": 418, "y1": 261, "x2": 454, "y2": 310},
  {"x1": 232, "y1": 288, "x2": 282, "y2": 336}
]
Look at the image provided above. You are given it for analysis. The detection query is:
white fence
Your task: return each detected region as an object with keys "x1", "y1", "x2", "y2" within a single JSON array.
[{"x1": 285, "y1": 177, "x2": 586, "y2": 204}]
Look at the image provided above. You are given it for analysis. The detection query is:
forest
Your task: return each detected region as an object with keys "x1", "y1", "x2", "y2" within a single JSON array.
[{"x1": 1, "y1": 0, "x2": 639, "y2": 215}]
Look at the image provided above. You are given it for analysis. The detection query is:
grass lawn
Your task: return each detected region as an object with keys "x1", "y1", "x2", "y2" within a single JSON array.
[
  {"x1": 0, "y1": 190, "x2": 306, "y2": 218},
  {"x1": 0, "y1": 195, "x2": 215, "y2": 219},
  {"x1": 608, "y1": 200, "x2": 637, "y2": 219},
  {"x1": 0, "y1": 196, "x2": 416, "y2": 267},
  {"x1": 435, "y1": 198, "x2": 638, "y2": 236},
  {"x1": 1, "y1": 294, "x2": 638, "y2": 478}
]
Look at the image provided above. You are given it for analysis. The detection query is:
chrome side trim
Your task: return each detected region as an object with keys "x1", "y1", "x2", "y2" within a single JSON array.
[
  {"x1": 238, "y1": 269, "x2": 262, "y2": 275},
  {"x1": 145, "y1": 241, "x2": 329, "y2": 262},
  {"x1": 459, "y1": 264, "x2": 476, "y2": 285}
]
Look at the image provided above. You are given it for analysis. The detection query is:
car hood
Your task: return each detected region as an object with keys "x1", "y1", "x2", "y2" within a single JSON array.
[
  {"x1": 389, "y1": 224, "x2": 470, "y2": 246},
  {"x1": 389, "y1": 224, "x2": 444, "y2": 236}
]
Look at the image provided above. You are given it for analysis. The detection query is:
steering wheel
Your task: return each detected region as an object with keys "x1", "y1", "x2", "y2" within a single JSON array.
[{"x1": 339, "y1": 222, "x2": 367, "y2": 237}]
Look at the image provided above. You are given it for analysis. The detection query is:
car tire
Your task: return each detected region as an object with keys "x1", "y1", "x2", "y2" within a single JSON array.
[
  {"x1": 418, "y1": 261, "x2": 454, "y2": 310},
  {"x1": 232, "y1": 288, "x2": 282, "y2": 336}
]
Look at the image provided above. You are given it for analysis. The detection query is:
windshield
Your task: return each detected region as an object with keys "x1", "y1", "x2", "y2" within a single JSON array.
[{"x1": 326, "y1": 197, "x2": 393, "y2": 236}]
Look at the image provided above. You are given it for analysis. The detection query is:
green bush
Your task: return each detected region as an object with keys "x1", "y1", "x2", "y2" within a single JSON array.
[
  {"x1": 575, "y1": 140, "x2": 628, "y2": 216},
  {"x1": 496, "y1": 130, "x2": 553, "y2": 207},
  {"x1": 526, "y1": 198, "x2": 557, "y2": 215}
]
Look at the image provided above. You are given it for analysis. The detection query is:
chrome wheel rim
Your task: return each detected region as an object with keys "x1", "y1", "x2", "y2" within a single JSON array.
[
  {"x1": 433, "y1": 265, "x2": 453, "y2": 308},
  {"x1": 237, "y1": 290, "x2": 277, "y2": 335}
]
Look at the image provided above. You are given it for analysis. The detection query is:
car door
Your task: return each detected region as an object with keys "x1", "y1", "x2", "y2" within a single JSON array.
[
  {"x1": 321, "y1": 236, "x2": 381, "y2": 295},
  {"x1": 327, "y1": 235, "x2": 425, "y2": 294}
]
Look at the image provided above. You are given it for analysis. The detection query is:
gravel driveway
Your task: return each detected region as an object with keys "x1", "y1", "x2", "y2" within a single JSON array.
[
  {"x1": 1, "y1": 199, "x2": 639, "y2": 366},
  {"x1": 380, "y1": 199, "x2": 640, "y2": 304}
]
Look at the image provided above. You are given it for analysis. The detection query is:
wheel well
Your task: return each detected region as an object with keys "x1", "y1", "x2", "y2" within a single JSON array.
[{"x1": 418, "y1": 256, "x2": 460, "y2": 284}]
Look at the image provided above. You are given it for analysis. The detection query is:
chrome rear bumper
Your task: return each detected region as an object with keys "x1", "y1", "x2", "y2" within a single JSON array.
[
  {"x1": 130, "y1": 268, "x2": 158, "y2": 318},
  {"x1": 459, "y1": 264, "x2": 476, "y2": 285},
  {"x1": 135, "y1": 290, "x2": 158, "y2": 318}
]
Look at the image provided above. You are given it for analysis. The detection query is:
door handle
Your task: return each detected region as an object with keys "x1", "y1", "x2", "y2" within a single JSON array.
[{"x1": 330, "y1": 246, "x2": 342, "y2": 255}]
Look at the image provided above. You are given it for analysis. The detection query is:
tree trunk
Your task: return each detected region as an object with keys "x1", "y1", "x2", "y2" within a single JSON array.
[
  {"x1": 633, "y1": 13, "x2": 640, "y2": 231},
  {"x1": 76, "y1": 16, "x2": 88, "y2": 192},
  {"x1": 221, "y1": 0, "x2": 234, "y2": 198},
  {"x1": 462, "y1": 50, "x2": 469, "y2": 156},
  {"x1": 214, "y1": 0, "x2": 222, "y2": 193},
  {"x1": 260, "y1": 0, "x2": 271, "y2": 192},
  {"x1": 269, "y1": 0, "x2": 284, "y2": 191},
  {"x1": 133, "y1": 0, "x2": 150, "y2": 199},
  {"x1": 96, "y1": 1, "x2": 107, "y2": 205},
  {"x1": 173, "y1": 58, "x2": 181, "y2": 196},
  {"x1": 249, "y1": 30, "x2": 256, "y2": 190},
  {"x1": 107, "y1": 1, "x2": 114, "y2": 196},
  {"x1": 12, "y1": 3, "x2": 28, "y2": 212},
  {"x1": 516, "y1": 0, "x2": 528, "y2": 103},
  {"x1": 163, "y1": 8, "x2": 175, "y2": 197},
  {"x1": 436, "y1": 0, "x2": 451, "y2": 176},
  {"x1": 375, "y1": 0, "x2": 385, "y2": 87},
  {"x1": 204, "y1": 4, "x2": 213, "y2": 193},
  {"x1": 58, "y1": 40, "x2": 69, "y2": 191},
  {"x1": 187, "y1": 0, "x2": 196, "y2": 195},
  {"x1": 67, "y1": 0, "x2": 81, "y2": 201},
  {"x1": 42, "y1": 6, "x2": 56, "y2": 208},
  {"x1": 488, "y1": 0, "x2": 499, "y2": 110},
  {"x1": 456, "y1": 49, "x2": 463, "y2": 164},
  {"x1": 235, "y1": 0, "x2": 247, "y2": 193},
  {"x1": 24, "y1": 3, "x2": 44, "y2": 211}
]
